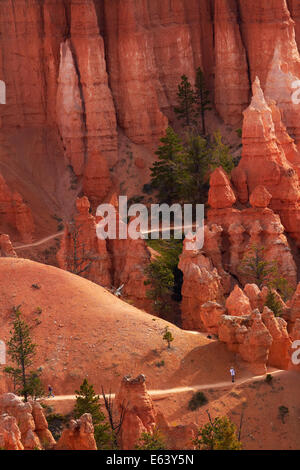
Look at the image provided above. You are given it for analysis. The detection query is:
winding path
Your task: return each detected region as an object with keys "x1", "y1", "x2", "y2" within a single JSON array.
[
  {"x1": 12, "y1": 223, "x2": 199, "y2": 251},
  {"x1": 13, "y1": 231, "x2": 64, "y2": 250},
  {"x1": 43, "y1": 370, "x2": 284, "y2": 402}
]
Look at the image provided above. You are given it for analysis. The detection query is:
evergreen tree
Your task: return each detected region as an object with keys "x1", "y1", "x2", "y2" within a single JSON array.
[
  {"x1": 74, "y1": 379, "x2": 112, "y2": 450},
  {"x1": 74, "y1": 379, "x2": 105, "y2": 424},
  {"x1": 268, "y1": 276, "x2": 293, "y2": 302},
  {"x1": 4, "y1": 306, "x2": 38, "y2": 402},
  {"x1": 238, "y1": 245, "x2": 277, "y2": 289},
  {"x1": 265, "y1": 289, "x2": 283, "y2": 317},
  {"x1": 144, "y1": 259, "x2": 175, "y2": 315},
  {"x1": 182, "y1": 133, "x2": 210, "y2": 204},
  {"x1": 27, "y1": 369, "x2": 45, "y2": 400},
  {"x1": 135, "y1": 427, "x2": 166, "y2": 450},
  {"x1": 194, "y1": 67, "x2": 212, "y2": 135},
  {"x1": 210, "y1": 131, "x2": 234, "y2": 174},
  {"x1": 174, "y1": 75, "x2": 197, "y2": 128},
  {"x1": 163, "y1": 327, "x2": 174, "y2": 349},
  {"x1": 193, "y1": 416, "x2": 242, "y2": 450},
  {"x1": 150, "y1": 127, "x2": 185, "y2": 204}
]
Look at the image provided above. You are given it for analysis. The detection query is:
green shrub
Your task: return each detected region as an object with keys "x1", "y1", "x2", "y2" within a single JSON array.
[
  {"x1": 193, "y1": 416, "x2": 242, "y2": 450},
  {"x1": 135, "y1": 427, "x2": 166, "y2": 450},
  {"x1": 46, "y1": 413, "x2": 70, "y2": 441},
  {"x1": 155, "y1": 360, "x2": 165, "y2": 368},
  {"x1": 188, "y1": 392, "x2": 208, "y2": 411},
  {"x1": 278, "y1": 406, "x2": 289, "y2": 423},
  {"x1": 265, "y1": 290, "x2": 282, "y2": 317},
  {"x1": 265, "y1": 374, "x2": 273, "y2": 385}
]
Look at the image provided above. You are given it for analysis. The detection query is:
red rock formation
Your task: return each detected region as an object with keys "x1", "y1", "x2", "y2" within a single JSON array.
[
  {"x1": 0, "y1": 234, "x2": 17, "y2": 257},
  {"x1": 208, "y1": 167, "x2": 236, "y2": 209},
  {"x1": 13, "y1": 193, "x2": 35, "y2": 243},
  {"x1": 291, "y1": 318, "x2": 300, "y2": 341},
  {"x1": 0, "y1": 393, "x2": 55, "y2": 450},
  {"x1": 115, "y1": 374, "x2": 196, "y2": 450},
  {"x1": 115, "y1": 374, "x2": 156, "y2": 450},
  {"x1": 225, "y1": 285, "x2": 252, "y2": 317},
  {"x1": 264, "y1": 44, "x2": 300, "y2": 147},
  {"x1": 218, "y1": 314, "x2": 249, "y2": 354},
  {"x1": 1, "y1": 0, "x2": 300, "y2": 220},
  {"x1": 30, "y1": 401, "x2": 56, "y2": 449},
  {"x1": 214, "y1": 0, "x2": 250, "y2": 125},
  {"x1": 236, "y1": 77, "x2": 300, "y2": 245},
  {"x1": 288, "y1": 0, "x2": 300, "y2": 48},
  {"x1": 0, "y1": 174, "x2": 34, "y2": 242},
  {"x1": 109, "y1": 235, "x2": 151, "y2": 309},
  {"x1": 231, "y1": 167, "x2": 248, "y2": 204},
  {"x1": 238, "y1": 0, "x2": 300, "y2": 90},
  {"x1": 268, "y1": 100, "x2": 300, "y2": 177},
  {"x1": 196, "y1": 282, "x2": 292, "y2": 372},
  {"x1": 249, "y1": 186, "x2": 272, "y2": 208},
  {"x1": 103, "y1": 0, "x2": 216, "y2": 141},
  {"x1": 261, "y1": 307, "x2": 292, "y2": 370},
  {"x1": 0, "y1": 413, "x2": 23, "y2": 450},
  {"x1": 244, "y1": 284, "x2": 264, "y2": 311},
  {"x1": 207, "y1": 181, "x2": 297, "y2": 289},
  {"x1": 55, "y1": 413, "x2": 96, "y2": 451},
  {"x1": 219, "y1": 311, "x2": 273, "y2": 375},
  {"x1": 58, "y1": 196, "x2": 151, "y2": 308},
  {"x1": 156, "y1": 412, "x2": 197, "y2": 450},
  {"x1": 238, "y1": 312, "x2": 273, "y2": 375},
  {"x1": 57, "y1": 196, "x2": 112, "y2": 287},
  {"x1": 203, "y1": 224, "x2": 232, "y2": 294},
  {"x1": 179, "y1": 239, "x2": 223, "y2": 331},
  {"x1": 287, "y1": 283, "x2": 300, "y2": 331},
  {"x1": 56, "y1": 39, "x2": 86, "y2": 177},
  {"x1": 199, "y1": 301, "x2": 226, "y2": 335}
]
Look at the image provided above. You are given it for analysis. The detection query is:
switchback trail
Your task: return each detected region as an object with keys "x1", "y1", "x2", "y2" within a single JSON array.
[
  {"x1": 43, "y1": 369, "x2": 284, "y2": 402},
  {"x1": 14, "y1": 232, "x2": 64, "y2": 250},
  {"x1": 13, "y1": 223, "x2": 199, "y2": 251}
]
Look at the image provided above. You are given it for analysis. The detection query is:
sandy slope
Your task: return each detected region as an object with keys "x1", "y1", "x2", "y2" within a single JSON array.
[
  {"x1": 0, "y1": 258, "x2": 245, "y2": 395},
  {"x1": 153, "y1": 371, "x2": 300, "y2": 450}
]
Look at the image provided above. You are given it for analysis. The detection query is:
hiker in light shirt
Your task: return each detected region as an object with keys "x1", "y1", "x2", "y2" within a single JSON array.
[{"x1": 230, "y1": 367, "x2": 236, "y2": 383}]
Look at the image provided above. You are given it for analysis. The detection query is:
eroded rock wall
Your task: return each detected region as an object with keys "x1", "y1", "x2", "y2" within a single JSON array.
[{"x1": 1, "y1": 0, "x2": 300, "y2": 234}]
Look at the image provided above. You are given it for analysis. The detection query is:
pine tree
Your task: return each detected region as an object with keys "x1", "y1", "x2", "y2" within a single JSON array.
[
  {"x1": 4, "y1": 306, "x2": 37, "y2": 402},
  {"x1": 181, "y1": 133, "x2": 210, "y2": 204},
  {"x1": 150, "y1": 129, "x2": 211, "y2": 205},
  {"x1": 265, "y1": 289, "x2": 283, "y2": 317},
  {"x1": 238, "y1": 245, "x2": 277, "y2": 289},
  {"x1": 163, "y1": 327, "x2": 174, "y2": 349},
  {"x1": 194, "y1": 67, "x2": 212, "y2": 135},
  {"x1": 210, "y1": 131, "x2": 234, "y2": 174},
  {"x1": 193, "y1": 416, "x2": 242, "y2": 450},
  {"x1": 74, "y1": 379, "x2": 112, "y2": 450},
  {"x1": 27, "y1": 369, "x2": 45, "y2": 400},
  {"x1": 144, "y1": 260, "x2": 175, "y2": 315},
  {"x1": 174, "y1": 75, "x2": 197, "y2": 128},
  {"x1": 150, "y1": 127, "x2": 185, "y2": 204},
  {"x1": 135, "y1": 427, "x2": 166, "y2": 450},
  {"x1": 74, "y1": 379, "x2": 105, "y2": 424}
]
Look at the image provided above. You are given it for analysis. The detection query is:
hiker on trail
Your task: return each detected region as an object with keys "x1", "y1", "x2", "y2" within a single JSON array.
[
  {"x1": 230, "y1": 367, "x2": 236, "y2": 383},
  {"x1": 48, "y1": 385, "x2": 54, "y2": 398}
]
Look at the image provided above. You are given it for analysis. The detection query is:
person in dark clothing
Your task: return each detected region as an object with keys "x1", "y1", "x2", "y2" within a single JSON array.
[{"x1": 48, "y1": 385, "x2": 54, "y2": 398}]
